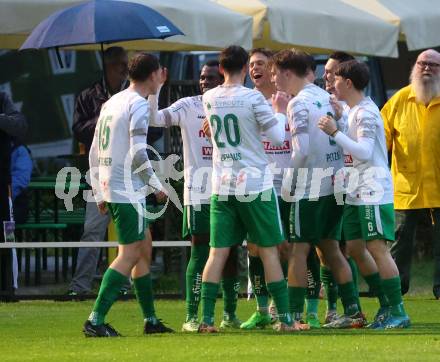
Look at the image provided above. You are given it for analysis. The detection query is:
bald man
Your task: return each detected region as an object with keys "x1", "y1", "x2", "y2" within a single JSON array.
[{"x1": 381, "y1": 49, "x2": 440, "y2": 298}]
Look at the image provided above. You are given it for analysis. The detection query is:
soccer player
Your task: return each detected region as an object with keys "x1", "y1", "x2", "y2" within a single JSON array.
[
  {"x1": 272, "y1": 49, "x2": 364, "y2": 329},
  {"x1": 321, "y1": 51, "x2": 363, "y2": 324},
  {"x1": 148, "y1": 60, "x2": 241, "y2": 332},
  {"x1": 199, "y1": 45, "x2": 298, "y2": 333},
  {"x1": 83, "y1": 53, "x2": 173, "y2": 337},
  {"x1": 318, "y1": 60, "x2": 410, "y2": 329},
  {"x1": 240, "y1": 48, "x2": 321, "y2": 330}
]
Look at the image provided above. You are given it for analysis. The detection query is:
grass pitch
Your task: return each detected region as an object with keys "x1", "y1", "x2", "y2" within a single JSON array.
[{"x1": 1, "y1": 296, "x2": 439, "y2": 361}]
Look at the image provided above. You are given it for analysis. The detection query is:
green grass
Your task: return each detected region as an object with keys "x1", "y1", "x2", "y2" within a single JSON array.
[{"x1": 1, "y1": 296, "x2": 440, "y2": 361}]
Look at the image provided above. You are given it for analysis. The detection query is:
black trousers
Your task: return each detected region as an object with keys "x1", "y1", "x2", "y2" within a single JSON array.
[
  {"x1": 0, "y1": 184, "x2": 13, "y2": 300},
  {"x1": 391, "y1": 208, "x2": 440, "y2": 295}
]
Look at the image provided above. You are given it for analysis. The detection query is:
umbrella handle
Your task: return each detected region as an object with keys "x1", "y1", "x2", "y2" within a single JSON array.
[{"x1": 55, "y1": 47, "x2": 64, "y2": 68}]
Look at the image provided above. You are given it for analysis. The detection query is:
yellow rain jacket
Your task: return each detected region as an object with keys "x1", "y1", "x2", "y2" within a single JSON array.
[{"x1": 381, "y1": 85, "x2": 440, "y2": 210}]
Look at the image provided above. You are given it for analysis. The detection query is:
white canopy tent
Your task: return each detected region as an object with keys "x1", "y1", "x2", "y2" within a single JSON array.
[
  {"x1": 346, "y1": 0, "x2": 440, "y2": 52},
  {"x1": 214, "y1": 0, "x2": 400, "y2": 57}
]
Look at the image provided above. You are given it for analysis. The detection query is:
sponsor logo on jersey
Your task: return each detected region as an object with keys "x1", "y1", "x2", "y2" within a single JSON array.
[
  {"x1": 263, "y1": 140, "x2": 291, "y2": 151},
  {"x1": 202, "y1": 146, "x2": 213, "y2": 156},
  {"x1": 344, "y1": 154, "x2": 353, "y2": 166},
  {"x1": 198, "y1": 129, "x2": 207, "y2": 138},
  {"x1": 313, "y1": 100, "x2": 322, "y2": 109}
]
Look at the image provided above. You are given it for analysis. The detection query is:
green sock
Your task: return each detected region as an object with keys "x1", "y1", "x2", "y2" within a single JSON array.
[
  {"x1": 267, "y1": 280, "x2": 292, "y2": 325},
  {"x1": 249, "y1": 256, "x2": 269, "y2": 311},
  {"x1": 201, "y1": 282, "x2": 219, "y2": 326},
  {"x1": 306, "y1": 299, "x2": 319, "y2": 317},
  {"x1": 288, "y1": 286, "x2": 307, "y2": 320},
  {"x1": 133, "y1": 273, "x2": 156, "y2": 324},
  {"x1": 221, "y1": 276, "x2": 240, "y2": 320},
  {"x1": 382, "y1": 277, "x2": 406, "y2": 317},
  {"x1": 338, "y1": 281, "x2": 360, "y2": 316},
  {"x1": 364, "y1": 272, "x2": 389, "y2": 308},
  {"x1": 185, "y1": 244, "x2": 209, "y2": 321},
  {"x1": 320, "y1": 265, "x2": 338, "y2": 311},
  {"x1": 89, "y1": 268, "x2": 128, "y2": 325},
  {"x1": 347, "y1": 257, "x2": 362, "y2": 311}
]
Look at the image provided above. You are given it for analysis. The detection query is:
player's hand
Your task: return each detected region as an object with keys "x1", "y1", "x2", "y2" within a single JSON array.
[
  {"x1": 97, "y1": 201, "x2": 108, "y2": 215},
  {"x1": 155, "y1": 189, "x2": 168, "y2": 204},
  {"x1": 318, "y1": 115, "x2": 338, "y2": 136},
  {"x1": 329, "y1": 95, "x2": 343, "y2": 120},
  {"x1": 159, "y1": 66, "x2": 168, "y2": 85},
  {"x1": 202, "y1": 117, "x2": 211, "y2": 138},
  {"x1": 272, "y1": 91, "x2": 290, "y2": 114}
]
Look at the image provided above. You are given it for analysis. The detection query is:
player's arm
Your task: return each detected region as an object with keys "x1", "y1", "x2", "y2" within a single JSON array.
[
  {"x1": 129, "y1": 101, "x2": 164, "y2": 194},
  {"x1": 318, "y1": 111, "x2": 375, "y2": 162},
  {"x1": 380, "y1": 97, "x2": 395, "y2": 152},
  {"x1": 148, "y1": 90, "x2": 186, "y2": 128},
  {"x1": 254, "y1": 91, "x2": 287, "y2": 146},
  {"x1": 289, "y1": 99, "x2": 310, "y2": 169},
  {"x1": 88, "y1": 125, "x2": 105, "y2": 210}
]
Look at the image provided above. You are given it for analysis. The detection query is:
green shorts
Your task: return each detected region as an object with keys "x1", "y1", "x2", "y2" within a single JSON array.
[
  {"x1": 289, "y1": 194, "x2": 343, "y2": 245},
  {"x1": 247, "y1": 197, "x2": 291, "y2": 242},
  {"x1": 343, "y1": 203, "x2": 395, "y2": 242},
  {"x1": 210, "y1": 189, "x2": 284, "y2": 248},
  {"x1": 182, "y1": 204, "x2": 210, "y2": 238},
  {"x1": 107, "y1": 202, "x2": 151, "y2": 245}
]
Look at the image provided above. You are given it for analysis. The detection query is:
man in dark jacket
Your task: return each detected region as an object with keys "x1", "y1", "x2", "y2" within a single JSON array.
[{"x1": 0, "y1": 91, "x2": 27, "y2": 299}]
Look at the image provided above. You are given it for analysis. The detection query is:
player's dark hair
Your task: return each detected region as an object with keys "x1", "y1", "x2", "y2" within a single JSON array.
[
  {"x1": 103, "y1": 46, "x2": 127, "y2": 64},
  {"x1": 335, "y1": 60, "x2": 370, "y2": 91},
  {"x1": 128, "y1": 52, "x2": 160, "y2": 82},
  {"x1": 272, "y1": 49, "x2": 309, "y2": 77},
  {"x1": 219, "y1": 45, "x2": 249, "y2": 74},
  {"x1": 204, "y1": 59, "x2": 220, "y2": 68},
  {"x1": 329, "y1": 51, "x2": 355, "y2": 64}
]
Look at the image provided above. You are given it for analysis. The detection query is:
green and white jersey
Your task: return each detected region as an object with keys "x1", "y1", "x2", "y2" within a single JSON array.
[
  {"x1": 202, "y1": 84, "x2": 284, "y2": 195},
  {"x1": 89, "y1": 88, "x2": 162, "y2": 203},
  {"x1": 343, "y1": 97, "x2": 393, "y2": 205},
  {"x1": 289, "y1": 83, "x2": 343, "y2": 198},
  {"x1": 150, "y1": 95, "x2": 212, "y2": 206},
  {"x1": 261, "y1": 97, "x2": 292, "y2": 196}
]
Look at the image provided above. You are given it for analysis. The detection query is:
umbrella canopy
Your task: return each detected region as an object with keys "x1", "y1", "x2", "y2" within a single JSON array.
[
  {"x1": 344, "y1": 0, "x2": 440, "y2": 51},
  {"x1": 0, "y1": 0, "x2": 253, "y2": 50},
  {"x1": 20, "y1": 0, "x2": 183, "y2": 50},
  {"x1": 214, "y1": 0, "x2": 400, "y2": 57}
]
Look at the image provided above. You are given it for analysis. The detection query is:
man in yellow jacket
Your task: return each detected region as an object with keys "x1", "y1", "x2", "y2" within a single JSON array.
[{"x1": 381, "y1": 49, "x2": 440, "y2": 298}]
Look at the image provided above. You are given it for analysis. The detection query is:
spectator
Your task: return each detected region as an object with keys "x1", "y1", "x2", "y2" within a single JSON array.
[
  {"x1": 0, "y1": 91, "x2": 27, "y2": 298},
  {"x1": 11, "y1": 140, "x2": 33, "y2": 224},
  {"x1": 381, "y1": 49, "x2": 440, "y2": 298}
]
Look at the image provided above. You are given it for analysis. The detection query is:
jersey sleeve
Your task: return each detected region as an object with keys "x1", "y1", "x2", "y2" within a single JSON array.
[
  {"x1": 251, "y1": 92, "x2": 279, "y2": 132},
  {"x1": 288, "y1": 98, "x2": 309, "y2": 136},
  {"x1": 148, "y1": 94, "x2": 187, "y2": 128},
  {"x1": 129, "y1": 98, "x2": 163, "y2": 191},
  {"x1": 88, "y1": 123, "x2": 102, "y2": 203},
  {"x1": 355, "y1": 108, "x2": 377, "y2": 140}
]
